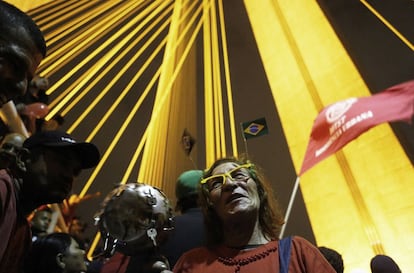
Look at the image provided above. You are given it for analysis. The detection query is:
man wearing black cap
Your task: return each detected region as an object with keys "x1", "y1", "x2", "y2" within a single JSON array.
[{"x1": 0, "y1": 130, "x2": 100, "y2": 272}]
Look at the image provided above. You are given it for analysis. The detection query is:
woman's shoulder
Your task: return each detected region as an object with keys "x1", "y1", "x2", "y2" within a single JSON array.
[
  {"x1": 180, "y1": 245, "x2": 213, "y2": 258},
  {"x1": 290, "y1": 235, "x2": 315, "y2": 245},
  {"x1": 173, "y1": 246, "x2": 217, "y2": 271},
  {"x1": 283, "y1": 236, "x2": 320, "y2": 253},
  {"x1": 288, "y1": 236, "x2": 337, "y2": 272}
]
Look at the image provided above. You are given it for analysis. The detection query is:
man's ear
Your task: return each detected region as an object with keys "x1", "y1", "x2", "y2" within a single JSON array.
[
  {"x1": 16, "y1": 148, "x2": 30, "y2": 172},
  {"x1": 56, "y1": 253, "x2": 65, "y2": 269},
  {"x1": 18, "y1": 148, "x2": 30, "y2": 161}
]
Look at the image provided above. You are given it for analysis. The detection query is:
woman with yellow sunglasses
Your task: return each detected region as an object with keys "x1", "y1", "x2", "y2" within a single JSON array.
[{"x1": 173, "y1": 156, "x2": 336, "y2": 273}]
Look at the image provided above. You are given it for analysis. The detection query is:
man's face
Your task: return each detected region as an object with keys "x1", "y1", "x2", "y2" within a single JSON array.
[
  {"x1": 31, "y1": 210, "x2": 52, "y2": 232},
  {"x1": 26, "y1": 147, "x2": 82, "y2": 204},
  {"x1": 0, "y1": 26, "x2": 43, "y2": 105},
  {"x1": 69, "y1": 219, "x2": 85, "y2": 236}
]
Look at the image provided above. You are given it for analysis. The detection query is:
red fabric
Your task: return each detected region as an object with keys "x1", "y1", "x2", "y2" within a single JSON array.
[
  {"x1": 0, "y1": 170, "x2": 15, "y2": 260},
  {"x1": 100, "y1": 252, "x2": 130, "y2": 273},
  {"x1": 0, "y1": 170, "x2": 32, "y2": 273},
  {"x1": 173, "y1": 236, "x2": 336, "y2": 273},
  {"x1": 300, "y1": 80, "x2": 414, "y2": 175}
]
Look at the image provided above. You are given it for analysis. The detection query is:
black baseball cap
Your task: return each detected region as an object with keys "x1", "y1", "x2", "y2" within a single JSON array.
[{"x1": 23, "y1": 130, "x2": 100, "y2": 169}]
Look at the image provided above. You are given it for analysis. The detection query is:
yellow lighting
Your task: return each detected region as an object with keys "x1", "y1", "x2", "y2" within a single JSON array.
[
  {"x1": 359, "y1": 0, "x2": 413, "y2": 51},
  {"x1": 65, "y1": 10, "x2": 173, "y2": 131},
  {"x1": 218, "y1": 0, "x2": 238, "y2": 157},
  {"x1": 243, "y1": 0, "x2": 414, "y2": 272},
  {"x1": 41, "y1": 1, "x2": 143, "y2": 76},
  {"x1": 139, "y1": 0, "x2": 204, "y2": 184},
  {"x1": 9, "y1": 1, "x2": 412, "y2": 270}
]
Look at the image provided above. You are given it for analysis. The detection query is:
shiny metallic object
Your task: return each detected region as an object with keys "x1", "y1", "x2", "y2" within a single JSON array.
[{"x1": 95, "y1": 183, "x2": 173, "y2": 256}]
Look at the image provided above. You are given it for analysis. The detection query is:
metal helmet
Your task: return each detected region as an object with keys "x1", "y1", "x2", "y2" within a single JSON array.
[{"x1": 95, "y1": 183, "x2": 173, "y2": 256}]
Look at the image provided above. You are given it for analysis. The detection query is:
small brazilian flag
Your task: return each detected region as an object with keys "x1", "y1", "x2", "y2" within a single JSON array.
[{"x1": 241, "y1": 117, "x2": 269, "y2": 139}]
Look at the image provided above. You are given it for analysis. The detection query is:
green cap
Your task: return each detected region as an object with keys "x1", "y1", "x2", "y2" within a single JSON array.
[{"x1": 175, "y1": 170, "x2": 203, "y2": 200}]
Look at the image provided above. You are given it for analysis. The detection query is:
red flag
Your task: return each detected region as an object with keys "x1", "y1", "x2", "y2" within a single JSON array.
[{"x1": 299, "y1": 80, "x2": 414, "y2": 175}]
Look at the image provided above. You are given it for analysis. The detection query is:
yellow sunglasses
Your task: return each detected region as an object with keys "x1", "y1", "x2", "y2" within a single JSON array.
[{"x1": 200, "y1": 163, "x2": 253, "y2": 191}]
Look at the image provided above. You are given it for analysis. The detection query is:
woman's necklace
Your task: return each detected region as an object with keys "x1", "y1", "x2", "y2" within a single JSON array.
[{"x1": 217, "y1": 245, "x2": 277, "y2": 273}]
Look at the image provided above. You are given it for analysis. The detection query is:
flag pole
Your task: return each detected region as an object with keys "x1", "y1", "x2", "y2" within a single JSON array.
[
  {"x1": 243, "y1": 138, "x2": 249, "y2": 157},
  {"x1": 188, "y1": 154, "x2": 198, "y2": 169},
  {"x1": 240, "y1": 122, "x2": 249, "y2": 157},
  {"x1": 279, "y1": 176, "x2": 301, "y2": 239}
]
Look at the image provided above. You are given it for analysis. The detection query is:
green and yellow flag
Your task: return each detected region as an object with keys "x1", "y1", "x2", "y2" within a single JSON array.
[{"x1": 241, "y1": 117, "x2": 269, "y2": 139}]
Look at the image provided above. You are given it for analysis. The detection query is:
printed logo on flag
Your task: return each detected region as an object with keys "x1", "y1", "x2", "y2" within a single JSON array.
[
  {"x1": 315, "y1": 97, "x2": 375, "y2": 158},
  {"x1": 326, "y1": 98, "x2": 357, "y2": 123},
  {"x1": 299, "y1": 79, "x2": 414, "y2": 175}
]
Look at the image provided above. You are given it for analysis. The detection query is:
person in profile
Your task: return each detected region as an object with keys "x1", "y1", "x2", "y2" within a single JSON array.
[
  {"x1": 157, "y1": 169, "x2": 206, "y2": 268},
  {"x1": 0, "y1": 130, "x2": 100, "y2": 272},
  {"x1": 370, "y1": 254, "x2": 401, "y2": 273},
  {"x1": 318, "y1": 246, "x2": 344, "y2": 273},
  {"x1": 0, "y1": 2, "x2": 48, "y2": 270},
  {"x1": 30, "y1": 206, "x2": 53, "y2": 242},
  {"x1": 25, "y1": 232, "x2": 88, "y2": 273}
]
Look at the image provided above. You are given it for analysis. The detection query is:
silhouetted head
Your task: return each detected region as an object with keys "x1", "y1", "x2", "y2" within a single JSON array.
[{"x1": 370, "y1": 255, "x2": 401, "y2": 273}]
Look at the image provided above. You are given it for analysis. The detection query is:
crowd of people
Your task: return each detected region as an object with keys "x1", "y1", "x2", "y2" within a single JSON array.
[
  {"x1": 0, "y1": 3, "x2": 100, "y2": 272},
  {"x1": 0, "y1": 1, "x2": 404, "y2": 273}
]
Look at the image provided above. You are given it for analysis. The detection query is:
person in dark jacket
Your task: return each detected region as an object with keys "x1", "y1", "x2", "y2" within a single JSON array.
[
  {"x1": 158, "y1": 169, "x2": 206, "y2": 267},
  {"x1": 0, "y1": 130, "x2": 100, "y2": 272}
]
